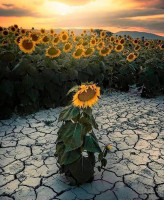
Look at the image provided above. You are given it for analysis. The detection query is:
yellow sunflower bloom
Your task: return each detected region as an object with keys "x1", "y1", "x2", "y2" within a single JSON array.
[
  {"x1": 40, "y1": 28, "x2": 46, "y2": 35},
  {"x1": 109, "y1": 36, "x2": 115, "y2": 43},
  {"x1": 115, "y1": 44, "x2": 124, "y2": 52},
  {"x1": 119, "y1": 38, "x2": 125, "y2": 45},
  {"x1": 60, "y1": 33, "x2": 69, "y2": 42},
  {"x1": 107, "y1": 145, "x2": 112, "y2": 150},
  {"x1": 2, "y1": 30, "x2": 9, "y2": 37},
  {"x1": 10, "y1": 26, "x2": 16, "y2": 33},
  {"x1": 90, "y1": 37, "x2": 96, "y2": 47},
  {"x1": 132, "y1": 39, "x2": 138, "y2": 45},
  {"x1": 46, "y1": 46, "x2": 61, "y2": 58},
  {"x1": 108, "y1": 44, "x2": 114, "y2": 51},
  {"x1": 20, "y1": 29, "x2": 26, "y2": 35},
  {"x1": 99, "y1": 47, "x2": 111, "y2": 56},
  {"x1": 73, "y1": 84, "x2": 101, "y2": 108},
  {"x1": 50, "y1": 29, "x2": 54, "y2": 35},
  {"x1": 41, "y1": 35, "x2": 50, "y2": 44},
  {"x1": 0, "y1": 26, "x2": 3, "y2": 34},
  {"x1": 97, "y1": 41, "x2": 105, "y2": 50},
  {"x1": 100, "y1": 30, "x2": 106, "y2": 39},
  {"x1": 160, "y1": 44, "x2": 164, "y2": 50},
  {"x1": 90, "y1": 28, "x2": 94, "y2": 33},
  {"x1": 29, "y1": 32, "x2": 40, "y2": 43},
  {"x1": 15, "y1": 36, "x2": 22, "y2": 45},
  {"x1": 134, "y1": 45, "x2": 141, "y2": 51},
  {"x1": 14, "y1": 24, "x2": 18, "y2": 29},
  {"x1": 144, "y1": 41, "x2": 150, "y2": 47},
  {"x1": 19, "y1": 37, "x2": 36, "y2": 54},
  {"x1": 63, "y1": 42, "x2": 73, "y2": 52},
  {"x1": 73, "y1": 48, "x2": 84, "y2": 59},
  {"x1": 52, "y1": 36, "x2": 60, "y2": 45},
  {"x1": 127, "y1": 53, "x2": 136, "y2": 62},
  {"x1": 84, "y1": 47, "x2": 95, "y2": 57}
]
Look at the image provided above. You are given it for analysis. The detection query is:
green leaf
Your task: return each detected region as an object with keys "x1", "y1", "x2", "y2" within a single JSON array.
[
  {"x1": 58, "y1": 105, "x2": 80, "y2": 122},
  {"x1": 101, "y1": 158, "x2": 107, "y2": 167},
  {"x1": 60, "y1": 121, "x2": 83, "y2": 152},
  {"x1": 84, "y1": 132, "x2": 102, "y2": 153},
  {"x1": 79, "y1": 117, "x2": 92, "y2": 134},
  {"x1": 68, "y1": 155, "x2": 94, "y2": 184},
  {"x1": 83, "y1": 112, "x2": 98, "y2": 130},
  {"x1": 56, "y1": 142, "x2": 65, "y2": 157},
  {"x1": 66, "y1": 85, "x2": 79, "y2": 96},
  {"x1": 60, "y1": 149, "x2": 81, "y2": 165},
  {"x1": 98, "y1": 152, "x2": 104, "y2": 161}
]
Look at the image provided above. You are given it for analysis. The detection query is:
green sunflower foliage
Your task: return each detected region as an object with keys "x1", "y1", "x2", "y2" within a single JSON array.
[{"x1": 55, "y1": 103, "x2": 109, "y2": 185}]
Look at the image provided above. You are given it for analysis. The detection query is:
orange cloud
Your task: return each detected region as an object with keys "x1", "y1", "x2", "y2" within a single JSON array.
[{"x1": 48, "y1": 0, "x2": 95, "y2": 6}]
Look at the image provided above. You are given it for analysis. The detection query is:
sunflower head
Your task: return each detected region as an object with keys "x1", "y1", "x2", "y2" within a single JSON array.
[
  {"x1": 84, "y1": 47, "x2": 94, "y2": 57},
  {"x1": 90, "y1": 28, "x2": 94, "y2": 33},
  {"x1": 19, "y1": 37, "x2": 35, "y2": 54},
  {"x1": 15, "y1": 36, "x2": 22, "y2": 45},
  {"x1": 114, "y1": 39, "x2": 119, "y2": 44},
  {"x1": 52, "y1": 36, "x2": 60, "y2": 45},
  {"x1": 0, "y1": 26, "x2": 4, "y2": 33},
  {"x1": 110, "y1": 36, "x2": 115, "y2": 43},
  {"x1": 144, "y1": 41, "x2": 150, "y2": 47},
  {"x1": 41, "y1": 35, "x2": 50, "y2": 44},
  {"x1": 20, "y1": 29, "x2": 26, "y2": 35},
  {"x1": 100, "y1": 30, "x2": 106, "y2": 39},
  {"x1": 160, "y1": 44, "x2": 164, "y2": 50},
  {"x1": 99, "y1": 47, "x2": 111, "y2": 56},
  {"x1": 46, "y1": 46, "x2": 61, "y2": 58},
  {"x1": 127, "y1": 53, "x2": 136, "y2": 62},
  {"x1": 107, "y1": 145, "x2": 112, "y2": 150},
  {"x1": 1, "y1": 39, "x2": 10, "y2": 46},
  {"x1": 61, "y1": 33, "x2": 69, "y2": 42},
  {"x1": 123, "y1": 50, "x2": 129, "y2": 55},
  {"x1": 97, "y1": 41, "x2": 105, "y2": 50},
  {"x1": 14, "y1": 24, "x2": 18, "y2": 29},
  {"x1": 40, "y1": 28, "x2": 46, "y2": 35},
  {"x1": 108, "y1": 44, "x2": 113, "y2": 51},
  {"x1": 134, "y1": 45, "x2": 141, "y2": 51},
  {"x1": 73, "y1": 48, "x2": 84, "y2": 59},
  {"x1": 63, "y1": 42, "x2": 73, "y2": 52},
  {"x1": 83, "y1": 29, "x2": 87, "y2": 34},
  {"x1": 158, "y1": 39, "x2": 162, "y2": 44},
  {"x1": 90, "y1": 38, "x2": 96, "y2": 47},
  {"x1": 2, "y1": 30, "x2": 9, "y2": 36},
  {"x1": 10, "y1": 26, "x2": 16, "y2": 33},
  {"x1": 29, "y1": 32, "x2": 40, "y2": 43},
  {"x1": 50, "y1": 29, "x2": 54, "y2": 35},
  {"x1": 73, "y1": 84, "x2": 101, "y2": 108},
  {"x1": 71, "y1": 30, "x2": 74, "y2": 35},
  {"x1": 115, "y1": 44, "x2": 124, "y2": 52},
  {"x1": 119, "y1": 38, "x2": 125, "y2": 45}
]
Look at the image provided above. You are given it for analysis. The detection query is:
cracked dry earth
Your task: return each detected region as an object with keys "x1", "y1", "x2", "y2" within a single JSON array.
[{"x1": 0, "y1": 91, "x2": 164, "y2": 200}]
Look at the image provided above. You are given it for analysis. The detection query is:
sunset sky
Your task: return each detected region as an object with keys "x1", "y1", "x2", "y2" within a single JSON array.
[{"x1": 0, "y1": 0, "x2": 164, "y2": 36}]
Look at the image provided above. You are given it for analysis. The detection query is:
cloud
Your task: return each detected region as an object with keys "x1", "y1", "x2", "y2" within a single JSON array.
[
  {"x1": 2, "y1": 3, "x2": 14, "y2": 7},
  {"x1": 0, "y1": 7, "x2": 39, "y2": 17},
  {"x1": 48, "y1": 0, "x2": 95, "y2": 6}
]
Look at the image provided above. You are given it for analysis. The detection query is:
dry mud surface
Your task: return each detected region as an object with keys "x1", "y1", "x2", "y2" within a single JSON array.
[{"x1": 0, "y1": 91, "x2": 164, "y2": 200}]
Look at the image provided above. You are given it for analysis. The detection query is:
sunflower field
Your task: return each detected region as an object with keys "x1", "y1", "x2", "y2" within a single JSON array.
[{"x1": 0, "y1": 24, "x2": 164, "y2": 119}]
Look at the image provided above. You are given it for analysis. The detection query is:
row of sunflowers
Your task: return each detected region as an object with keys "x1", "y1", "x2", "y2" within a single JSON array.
[
  {"x1": 1, "y1": 24, "x2": 164, "y2": 59},
  {"x1": 0, "y1": 24, "x2": 164, "y2": 119}
]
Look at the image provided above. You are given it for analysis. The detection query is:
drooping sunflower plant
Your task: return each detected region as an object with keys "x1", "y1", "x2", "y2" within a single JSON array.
[{"x1": 55, "y1": 83, "x2": 111, "y2": 185}]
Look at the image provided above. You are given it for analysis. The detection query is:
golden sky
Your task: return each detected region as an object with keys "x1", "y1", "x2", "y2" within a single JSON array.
[{"x1": 0, "y1": 0, "x2": 164, "y2": 36}]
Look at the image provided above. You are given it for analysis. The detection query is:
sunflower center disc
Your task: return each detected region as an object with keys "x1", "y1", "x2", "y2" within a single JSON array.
[
  {"x1": 22, "y1": 40, "x2": 33, "y2": 50},
  {"x1": 78, "y1": 88, "x2": 96, "y2": 102},
  {"x1": 48, "y1": 48, "x2": 58, "y2": 55}
]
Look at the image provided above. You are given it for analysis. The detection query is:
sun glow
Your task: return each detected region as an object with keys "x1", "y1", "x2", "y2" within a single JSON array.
[{"x1": 43, "y1": 2, "x2": 78, "y2": 16}]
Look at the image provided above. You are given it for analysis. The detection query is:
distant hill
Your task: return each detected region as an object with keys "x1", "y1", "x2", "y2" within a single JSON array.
[{"x1": 114, "y1": 31, "x2": 164, "y2": 40}]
